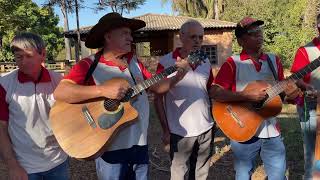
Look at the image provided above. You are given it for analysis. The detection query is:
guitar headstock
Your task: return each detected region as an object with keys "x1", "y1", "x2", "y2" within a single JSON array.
[{"x1": 187, "y1": 50, "x2": 207, "y2": 67}]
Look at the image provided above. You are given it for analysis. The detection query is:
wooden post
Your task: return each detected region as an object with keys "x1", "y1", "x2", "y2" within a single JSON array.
[
  {"x1": 0, "y1": 64, "x2": 4, "y2": 73},
  {"x1": 75, "y1": 0, "x2": 81, "y2": 62}
]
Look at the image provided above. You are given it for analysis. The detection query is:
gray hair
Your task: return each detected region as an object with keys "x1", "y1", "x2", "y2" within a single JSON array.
[
  {"x1": 10, "y1": 32, "x2": 45, "y2": 54},
  {"x1": 180, "y1": 20, "x2": 203, "y2": 34}
]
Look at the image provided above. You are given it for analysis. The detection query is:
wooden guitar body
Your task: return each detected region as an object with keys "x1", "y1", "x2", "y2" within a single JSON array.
[
  {"x1": 212, "y1": 81, "x2": 283, "y2": 142},
  {"x1": 49, "y1": 50, "x2": 215, "y2": 159},
  {"x1": 49, "y1": 78, "x2": 138, "y2": 160}
]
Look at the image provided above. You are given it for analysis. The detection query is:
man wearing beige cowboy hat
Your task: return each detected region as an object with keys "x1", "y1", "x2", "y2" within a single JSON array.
[{"x1": 54, "y1": 12, "x2": 190, "y2": 180}]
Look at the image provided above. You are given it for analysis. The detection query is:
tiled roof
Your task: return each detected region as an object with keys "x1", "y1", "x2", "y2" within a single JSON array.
[
  {"x1": 135, "y1": 13, "x2": 236, "y2": 31},
  {"x1": 64, "y1": 13, "x2": 236, "y2": 35}
]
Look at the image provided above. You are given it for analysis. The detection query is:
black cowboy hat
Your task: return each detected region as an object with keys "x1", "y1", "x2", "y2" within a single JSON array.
[{"x1": 85, "y1": 12, "x2": 146, "y2": 49}]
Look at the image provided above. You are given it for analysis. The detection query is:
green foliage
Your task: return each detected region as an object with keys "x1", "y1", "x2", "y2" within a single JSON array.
[
  {"x1": 0, "y1": 0, "x2": 64, "y2": 62},
  {"x1": 97, "y1": 0, "x2": 146, "y2": 15},
  {"x1": 43, "y1": 0, "x2": 84, "y2": 13},
  {"x1": 163, "y1": 0, "x2": 218, "y2": 19}
]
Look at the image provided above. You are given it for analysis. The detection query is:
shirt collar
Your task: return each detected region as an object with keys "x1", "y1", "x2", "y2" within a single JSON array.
[
  {"x1": 240, "y1": 50, "x2": 268, "y2": 61},
  {"x1": 18, "y1": 66, "x2": 51, "y2": 83},
  {"x1": 99, "y1": 51, "x2": 134, "y2": 71},
  {"x1": 172, "y1": 48, "x2": 181, "y2": 60}
]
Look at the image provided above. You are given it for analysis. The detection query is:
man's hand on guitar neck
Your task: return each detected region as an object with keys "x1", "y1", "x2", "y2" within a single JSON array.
[
  {"x1": 175, "y1": 57, "x2": 191, "y2": 81},
  {"x1": 283, "y1": 81, "x2": 302, "y2": 103},
  {"x1": 210, "y1": 84, "x2": 267, "y2": 103},
  {"x1": 240, "y1": 87, "x2": 268, "y2": 102},
  {"x1": 98, "y1": 80, "x2": 130, "y2": 100}
]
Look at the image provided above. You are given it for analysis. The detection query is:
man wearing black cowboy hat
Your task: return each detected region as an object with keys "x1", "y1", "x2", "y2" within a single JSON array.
[{"x1": 54, "y1": 12, "x2": 190, "y2": 180}]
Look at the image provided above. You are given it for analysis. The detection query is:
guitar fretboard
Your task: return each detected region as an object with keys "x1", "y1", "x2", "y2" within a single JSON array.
[
  {"x1": 266, "y1": 57, "x2": 320, "y2": 99},
  {"x1": 131, "y1": 66, "x2": 177, "y2": 97}
]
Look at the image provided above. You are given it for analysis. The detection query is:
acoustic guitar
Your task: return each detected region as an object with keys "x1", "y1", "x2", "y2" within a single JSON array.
[
  {"x1": 49, "y1": 50, "x2": 206, "y2": 160},
  {"x1": 212, "y1": 57, "x2": 320, "y2": 142}
]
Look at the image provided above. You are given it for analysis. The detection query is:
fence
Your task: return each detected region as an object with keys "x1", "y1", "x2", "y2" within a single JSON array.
[{"x1": 0, "y1": 62, "x2": 71, "y2": 74}]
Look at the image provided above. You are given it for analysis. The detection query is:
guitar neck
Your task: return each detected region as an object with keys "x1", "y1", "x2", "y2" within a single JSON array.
[
  {"x1": 267, "y1": 57, "x2": 320, "y2": 99},
  {"x1": 130, "y1": 66, "x2": 177, "y2": 97}
]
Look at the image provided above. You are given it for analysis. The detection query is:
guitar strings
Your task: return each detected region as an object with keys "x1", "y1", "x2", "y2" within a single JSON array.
[{"x1": 102, "y1": 51, "x2": 205, "y2": 109}]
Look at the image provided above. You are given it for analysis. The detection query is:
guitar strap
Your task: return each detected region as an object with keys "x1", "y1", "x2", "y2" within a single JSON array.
[
  {"x1": 83, "y1": 50, "x2": 103, "y2": 85},
  {"x1": 83, "y1": 51, "x2": 142, "y2": 98},
  {"x1": 266, "y1": 54, "x2": 287, "y2": 101},
  {"x1": 266, "y1": 54, "x2": 278, "y2": 81}
]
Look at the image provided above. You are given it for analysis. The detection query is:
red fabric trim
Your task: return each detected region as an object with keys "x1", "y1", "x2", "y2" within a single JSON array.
[
  {"x1": 18, "y1": 67, "x2": 51, "y2": 83},
  {"x1": 172, "y1": 48, "x2": 181, "y2": 60},
  {"x1": 206, "y1": 70, "x2": 214, "y2": 90},
  {"x1": 0, "y1": 84, "x2": 9, "y2": 121},
  {"x1": 214, "y1": 54, "x2": 283, "y2": 91},
  {"x1": 291, "y1": 47, "x2": 313, "y2": 83},
  {"x1": 64, "y1": 51, "x2": 151, "y2": 85},
  {"x1": 239, "y1": 50, "x2": 269, "y2": 72},
  {"x1": 64, "y1": 58, "x2": 95, "y2": 85},
  {"x1": 214, "y1": 57, "x2": 236, "y2": 92},
  {"x1": 156, "y1": 63, "x2": 165, "y2": 74},
  {"x1": 136, "y1": 59, "x2": 152, "y2": 80},
  {"x1": 276, "y1": 56, "x2": 284, "y2": 81}
]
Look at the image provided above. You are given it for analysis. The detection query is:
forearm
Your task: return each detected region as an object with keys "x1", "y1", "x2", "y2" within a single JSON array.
[
  {"x1": 149, "y1": 76, "x2": 180, "y2": 94},
  {"x1": 153, "y1": 94, "x2": 170, "y2": 133},
  {"x1": 0, "y1": 121, "x2": 19, "y2": 168},
  {"x1": 209, "y1": 85, "x2": 250, "y2": 102},
  {"x1": 54, "y1": 80, "x2": 102, "y2": 103}
]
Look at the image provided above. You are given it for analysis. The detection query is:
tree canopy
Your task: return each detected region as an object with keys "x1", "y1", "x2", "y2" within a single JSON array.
[
  {"x1": 0, "y1": 0, "x2": 64, "y2": 62},
  {"x1": 96, "y1": 0, "x2": 146, "y2": 15}
]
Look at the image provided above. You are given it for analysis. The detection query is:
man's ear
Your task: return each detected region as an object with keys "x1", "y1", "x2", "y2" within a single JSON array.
[
  {"x1": 104, "y1": 32, "x2": 110, "y2": 42},
  {"x1": 40, "y1": 49, "x2": 46, "y2": 63},
  {"x1": 237, "y1": 38, "x2": 243, "y2": 47}
]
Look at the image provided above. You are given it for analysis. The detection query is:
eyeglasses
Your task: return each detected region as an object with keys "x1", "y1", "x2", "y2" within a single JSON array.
[
  {"x1": 246, "y1": 27, "x2": 263, "y2": 36},
  {"x1": 189, "y1": 34, "x2": 203, "y2": 41}
]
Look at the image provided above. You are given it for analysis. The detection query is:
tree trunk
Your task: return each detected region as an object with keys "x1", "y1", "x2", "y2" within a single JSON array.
[
  {"x1": 75, "y1": 0, "x2": 81, "y2": 62},
  {"x1": 214, "y1": 0, "x2": 219, "y2": 20},
  {"x1": 61, "y1": 0, "x2": 72, "y2": 61}
]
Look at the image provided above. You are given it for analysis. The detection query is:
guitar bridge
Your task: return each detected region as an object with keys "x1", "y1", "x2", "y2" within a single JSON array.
[
  {"x1": 227, "y1": 105, "x2": 244, "y2": 128},
  {"x1": 82, "y1": 105, "x2": 97, "y2": 128}
]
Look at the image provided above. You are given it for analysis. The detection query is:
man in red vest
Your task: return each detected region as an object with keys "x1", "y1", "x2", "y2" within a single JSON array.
[{"x1": 290, "y1": 13, "x2": 320, "y2": 180}]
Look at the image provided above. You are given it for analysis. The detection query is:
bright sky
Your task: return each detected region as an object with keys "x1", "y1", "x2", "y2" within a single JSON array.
[{"x1": 33, "y1": 0, "x2": 173, "y2": 30}]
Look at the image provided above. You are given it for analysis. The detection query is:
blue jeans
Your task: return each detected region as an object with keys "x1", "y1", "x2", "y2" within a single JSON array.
[
  {"x1": 28, "y1": 159, "x2": 69, "y2": 180},
  {"x1": 96, "y1": 145, "x2": 148, "y2": 180},
  {"x1": 297, "y1": 102, "x2": 317, "y2": 180},
  {"x1": 231, "y1": 136, "x2": 286, "y2": 180}
]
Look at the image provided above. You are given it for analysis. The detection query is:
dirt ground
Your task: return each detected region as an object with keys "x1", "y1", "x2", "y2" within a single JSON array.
[{"x1": 0, "y1": 105, "x2": 304, "y2": 180}]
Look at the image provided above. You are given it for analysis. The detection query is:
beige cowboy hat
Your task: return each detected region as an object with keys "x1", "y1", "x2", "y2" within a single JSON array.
[{"x1": 85, "y1": 12, "x2": 146, "y2": 49}]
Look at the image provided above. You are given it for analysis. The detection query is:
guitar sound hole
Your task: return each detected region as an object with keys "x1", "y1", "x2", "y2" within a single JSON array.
[{"x1": 104, "y1": 99, "x2": 120, "y2": 111}]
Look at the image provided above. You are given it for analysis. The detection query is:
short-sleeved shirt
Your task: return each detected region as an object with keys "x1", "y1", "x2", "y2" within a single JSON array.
[
  {"x1": 290, "y1": 38, "x2": 320, "y2": 106},
  {"x1": 0, "y1": 67, "x2": 68, "y2": 173},
  {"x1": 291, "y1": 38, "x2": 320, "y2": 83},
  {"x1": 214, "y1": 50, "x2": 284, "y2": 138},
  {"x1": 64, "y1": 52, "x2": 152, "y2": 151},
  {"x1": 156, "y1": 48, "x2": 214, "y2": 137}
]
